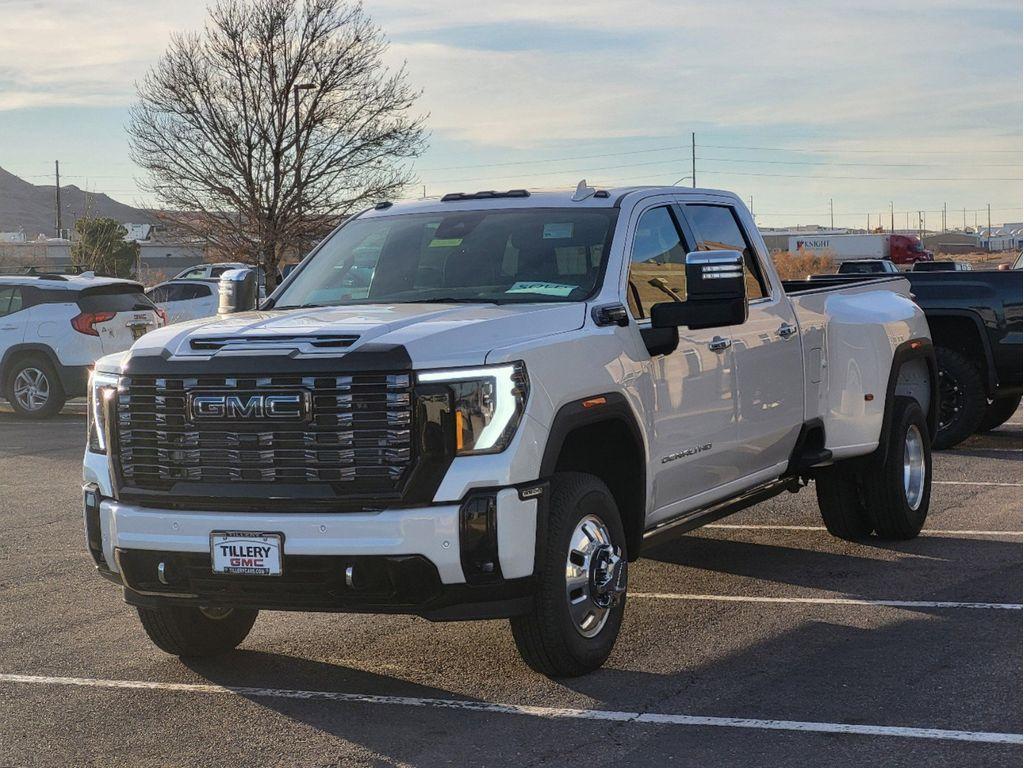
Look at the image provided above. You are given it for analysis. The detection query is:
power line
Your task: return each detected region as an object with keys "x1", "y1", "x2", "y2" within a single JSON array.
[
  {"x1": 698, "y1": 142, "x2": 1023, "y2": 155},
  {"x1": 414, "y1": 144, "x2": 691, "y2": 172}
]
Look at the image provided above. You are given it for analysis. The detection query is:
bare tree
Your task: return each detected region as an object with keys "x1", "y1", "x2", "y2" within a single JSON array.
[{"x1": 129, "y1": 0, "x2": 426, "y2": 288}]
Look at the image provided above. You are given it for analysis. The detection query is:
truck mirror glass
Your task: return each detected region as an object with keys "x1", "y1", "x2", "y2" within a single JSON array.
[{"x1": 650, "y1": 250, "x2": 748, "y2": 331}]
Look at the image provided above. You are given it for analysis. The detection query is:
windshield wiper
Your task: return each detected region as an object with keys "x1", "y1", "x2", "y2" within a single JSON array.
[{"x1": 409, "y1": 297, "x2": 492, "y2": 304}]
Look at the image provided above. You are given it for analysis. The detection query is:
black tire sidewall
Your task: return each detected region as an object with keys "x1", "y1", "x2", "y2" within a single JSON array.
[
  {"x1": 869, "y1": 398, "x2": 931, "y2": 538},
  {"x1": 534, "y1": 474, "x2": 628, "y2": 672},
  {"x1": 5, "y1": 356, "x2": 65, "y2": 418},
  {"x1": 934, "y1": 347, "x2": 985, "y2": 449}
]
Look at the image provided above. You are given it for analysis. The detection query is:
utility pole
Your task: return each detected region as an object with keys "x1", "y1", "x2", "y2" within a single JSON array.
[
  {"x1": 987, "y1": 203, "x2": 992, "y2": 251},
  {"x1": 890, "y1": 202, "x2": 894, "y2": 233},
  {"x1": 963, "y1": 208, "x2": 967, "y2": 231},
  {"x1": 691, "y1": 132, "x2": 696, "y2": 188},
  {"x1": 829, "y1": 198, "x2": 834, "y2": 229},
  {"x1": 54, "y1": 161, "x2": 62, "y2": 238},
  {"x1": 942, "y1": 202, "x2": 947, "y2": 233}
]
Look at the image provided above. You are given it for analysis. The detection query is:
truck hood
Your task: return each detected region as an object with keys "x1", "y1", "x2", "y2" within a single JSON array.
[{"x1": 124, "y1": 302, "x2": 587, "y2": 369}]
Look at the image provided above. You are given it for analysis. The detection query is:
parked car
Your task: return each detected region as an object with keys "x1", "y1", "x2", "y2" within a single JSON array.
[
  {"x1": 173, "y1": 262, "x2": 280, "y2": 298},
  {"x1": 146, "y1": 279, "x2": 220, "y2": 324},
  {"x1": 836, "y1": 259, "x2": 900, "y2": 274},
  {"x1": 912, "y1": 261, "x2": 973, "y2": 272},
  {"x1": 808, "y1": 269, "x2": 1022, "y2": 447},
  {"x1": 84, "y1": 185, "x2": 935, "y2": 676},
  {"x1": 1, "y1": 274, "x2": 164, "y2": 418}
]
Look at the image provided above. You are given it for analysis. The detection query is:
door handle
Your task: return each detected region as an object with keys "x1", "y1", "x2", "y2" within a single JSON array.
[
  {"x1": 708, "y1": 336, "x2": 732, "y2": 352},
  {"x1": 0, "y1": 325, "x2": 17, "y2": 331},
  {"x1": 778, "y1": 323, "x2": 798, "y2": 339}
]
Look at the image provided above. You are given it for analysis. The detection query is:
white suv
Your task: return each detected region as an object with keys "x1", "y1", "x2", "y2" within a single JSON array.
[
  {"x1": 146, "y1": 279, "x2": 219, "y2": 324},
  {"x1": 0, "y1": 274, "x2": 164, "y2": 418}
]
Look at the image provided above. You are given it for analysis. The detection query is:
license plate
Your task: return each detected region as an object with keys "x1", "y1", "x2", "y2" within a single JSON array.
[
  {"x1": 128, "y1": 313, "x2": 152, "y2": 339},
  {"x1": 210, "y1": 531, "x2": 283, "y2": 576}
]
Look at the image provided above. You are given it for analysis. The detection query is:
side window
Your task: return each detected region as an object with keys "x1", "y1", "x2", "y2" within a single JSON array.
[
  {"x1": 148, "y1": 286, "x2": 169, "y2": 303},
  {"x1": 627, "y1": 206, "x2": 689, "y2": 319},
  {"x1": 685, "y1": 205, "x2": 768, "y2": 299},
  {"x1": 0, "y1": 287, "x2": 22, "y2": 317}
]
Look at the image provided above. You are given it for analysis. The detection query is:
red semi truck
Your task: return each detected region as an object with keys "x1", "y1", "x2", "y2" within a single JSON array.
[{"x1": 789, "y1": 233, "x2": 933, "y2": 265}]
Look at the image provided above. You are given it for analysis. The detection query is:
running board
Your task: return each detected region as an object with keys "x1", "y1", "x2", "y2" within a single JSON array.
[{"x1": 640, "y1": 478, "x2": 795, "y2": 553}]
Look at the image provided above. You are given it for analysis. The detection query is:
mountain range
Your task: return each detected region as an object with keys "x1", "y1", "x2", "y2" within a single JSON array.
[{"x1": 0, "y1": 167, "x2": 152, "y2": 238}]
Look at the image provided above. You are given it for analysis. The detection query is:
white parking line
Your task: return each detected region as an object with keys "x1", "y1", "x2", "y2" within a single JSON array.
[
  {"x1": 932, "y1": 480, "x2": 1022, "y2": 487},
  {"x1": 631, "y1": 593, "x2": 1021, "y2": 610},
  {"x1": 0, "y1": 673, "x2": 1018, "y2": 745},
  {"x1": 704, "y1": 523, "x2": 1022, "y2": 536}
]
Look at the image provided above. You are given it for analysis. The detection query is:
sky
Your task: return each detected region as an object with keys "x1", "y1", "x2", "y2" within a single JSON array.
[{"x1": 0, "y1": 0, "x2": 1021, "y2": 229}]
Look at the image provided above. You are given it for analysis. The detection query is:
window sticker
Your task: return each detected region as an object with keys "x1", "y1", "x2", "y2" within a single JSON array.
[
  {"x1": 506, "y1": 281, "x2": 577, "y2": 297},
  {"x1": 428, "y1": 238, "x2": 463, "y2": 248},
  {"x1": 543, "y1": 222, "x2": 574, "y2": 239}
]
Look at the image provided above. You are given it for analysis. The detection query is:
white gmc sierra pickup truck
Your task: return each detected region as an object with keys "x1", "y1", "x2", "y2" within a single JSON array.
[{"x1": 84, "y1": 184, "x2": 938, "y2": 676}]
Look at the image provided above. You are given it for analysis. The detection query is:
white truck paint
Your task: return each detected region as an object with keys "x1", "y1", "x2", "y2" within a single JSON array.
[{"x1": 83, "y1": 185, "x2": 936, "y2": 676}]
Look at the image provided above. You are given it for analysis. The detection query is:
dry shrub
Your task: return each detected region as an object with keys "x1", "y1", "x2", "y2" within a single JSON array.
[{"x1": 771, "y1": 250, "x2": 835, "y2": 280}]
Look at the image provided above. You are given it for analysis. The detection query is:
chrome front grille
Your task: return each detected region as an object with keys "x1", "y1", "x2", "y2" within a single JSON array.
[{"x1": 116, "y1": 373, "x2": 413, "y2": 492}]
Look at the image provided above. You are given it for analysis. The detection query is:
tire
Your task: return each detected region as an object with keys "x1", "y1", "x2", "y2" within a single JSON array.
[
  {"x1": 136, "y1": 606, "x2": 258, "y2": 657},
  {"x1": 510, "y1": 472, "x2": 628, "y2": 677},
  {"x1": 933, "y1": 346, "x2": 985, "y2": 449},
  {"x1": 4, "y1": 355, "x2": 66, "y2": 418},
  {"x1": 863, "y1": 397, "x2": 932, "y2": 540},
  {"x1": 814, "y1": 460, "x2": 873, "y2": 540},
  {"x1": 977, "y1": 394, "x2": 1021, "y2": 433}
]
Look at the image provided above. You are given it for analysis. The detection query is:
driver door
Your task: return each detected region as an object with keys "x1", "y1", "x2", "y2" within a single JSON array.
[{"x1": 626, "y1": 204, "x2": 741, "y2": 526}]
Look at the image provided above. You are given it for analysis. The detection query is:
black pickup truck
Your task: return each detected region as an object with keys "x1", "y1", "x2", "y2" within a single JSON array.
[{"x1": 804, "y1": 269, "x2": 1022, "y2": 448}]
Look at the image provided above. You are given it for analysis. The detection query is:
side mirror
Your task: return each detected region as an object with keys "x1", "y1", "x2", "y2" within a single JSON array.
[{"x1": 650, "y1": 250, "x2": 748, "y2": 331}]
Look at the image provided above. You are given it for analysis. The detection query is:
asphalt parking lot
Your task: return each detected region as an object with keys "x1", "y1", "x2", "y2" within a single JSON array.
[{"x1": 0, "y1": 402, "x2": 1020, "y2": 767}]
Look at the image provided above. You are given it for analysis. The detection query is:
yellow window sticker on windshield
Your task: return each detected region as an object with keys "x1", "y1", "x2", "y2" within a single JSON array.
[
  {"x1": 506, "y1": 281, "x2": 577, "y2": 297},
  {"x1": 428, "y1": 238, "x2": 463, "y2": 247}
]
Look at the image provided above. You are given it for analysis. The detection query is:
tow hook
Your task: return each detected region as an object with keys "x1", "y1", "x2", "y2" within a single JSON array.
[{"x1": 591, "y1": 545, "x2": 627, "y2": 607}]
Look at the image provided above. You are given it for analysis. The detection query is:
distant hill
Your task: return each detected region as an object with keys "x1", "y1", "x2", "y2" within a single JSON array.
[{"x1": 0, "y1": 167, "x2": 153, "y2": 238}]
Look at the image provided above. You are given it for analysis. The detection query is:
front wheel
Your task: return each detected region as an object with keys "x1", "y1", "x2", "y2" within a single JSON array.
[
  {"x1": 136, "y1": 605, "x2": 258, "y2": 657},
  {"x1": 510, "y1": 473, "x2": 628, "y2": 677}
]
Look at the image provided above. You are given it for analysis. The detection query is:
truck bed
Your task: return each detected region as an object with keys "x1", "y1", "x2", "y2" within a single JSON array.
[{"x1": 781, "y1": 275, "x2": 908, "y2": 294}]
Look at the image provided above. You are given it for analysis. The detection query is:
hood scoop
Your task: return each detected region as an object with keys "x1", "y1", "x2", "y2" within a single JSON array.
[{"x1": 189, "y1": 334, "x2": 360, "y2": 352}]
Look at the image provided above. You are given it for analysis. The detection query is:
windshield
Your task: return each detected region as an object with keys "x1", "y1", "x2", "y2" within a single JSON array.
[{"x1": 274, "y1": 208, "x2": 618, "y2": 308}]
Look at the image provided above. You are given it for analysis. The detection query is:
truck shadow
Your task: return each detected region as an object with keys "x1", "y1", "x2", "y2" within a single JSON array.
[
  {"x1": 179, "y1": 605, "x2": 1021, "y2": 767},
  {"x1": 642, "y1": 534, "x2": 1022, "y2": 602}
]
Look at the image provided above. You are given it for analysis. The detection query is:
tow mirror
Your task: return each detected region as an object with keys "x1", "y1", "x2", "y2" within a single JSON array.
[{"x1": 650, "y1": 250, "x2": 748, "y2": 331}]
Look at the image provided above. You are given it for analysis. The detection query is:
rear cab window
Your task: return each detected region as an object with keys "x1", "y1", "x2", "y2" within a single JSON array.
[{"x1": 683, "y1": 204, "x2": 769, "y2": 300}]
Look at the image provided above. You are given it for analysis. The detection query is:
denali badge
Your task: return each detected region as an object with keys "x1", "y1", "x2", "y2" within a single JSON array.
[
  {"x1": 187, "y1": 392, "x2": 310, "y2": 421},
  {"x1": 662, "y1": 443, "x2": 712, "y2": 464}
]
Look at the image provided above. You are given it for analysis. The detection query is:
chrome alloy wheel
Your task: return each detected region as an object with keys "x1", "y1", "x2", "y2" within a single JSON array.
[
  {"x1": 565, "y1": 514, "x2": 626, "y2": 638},
  {"x1": 13, "y1": 367, "x2": 49, "y2": 412},
  {"x1": 903, "y1": 424, "x2": 927, "y2": 511}
]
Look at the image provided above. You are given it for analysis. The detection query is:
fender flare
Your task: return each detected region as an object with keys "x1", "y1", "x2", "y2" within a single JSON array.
[
  {"x1": 0, "y1": 343, "x2": 61, "y2": 386},
  {"x1": 879, "y1": 338, "x2": 938, "y2": 462},
  {"x1": 540, "y1": 392, "x2": 648, "y2": 558},
  {"x1": 922, "y1": 309, "x2": 997, "y2": 395}
]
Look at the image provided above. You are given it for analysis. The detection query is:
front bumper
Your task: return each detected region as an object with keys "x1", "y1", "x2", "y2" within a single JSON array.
[{"x1": 84, "y1": 487, "x2": 539, "y2": 620}]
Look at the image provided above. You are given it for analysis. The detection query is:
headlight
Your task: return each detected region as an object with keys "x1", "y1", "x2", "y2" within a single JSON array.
[
  {"x1": 87, "y1": 371, "x2": 119, "y2": 454},
  {"x1": 417, "y1": 363, "x2": 528, "y2": 455}
]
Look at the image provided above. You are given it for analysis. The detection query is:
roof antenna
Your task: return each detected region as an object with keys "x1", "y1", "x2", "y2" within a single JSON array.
[{"x1": 572, "y1": 179, "x2": 596, "y2": 202}]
